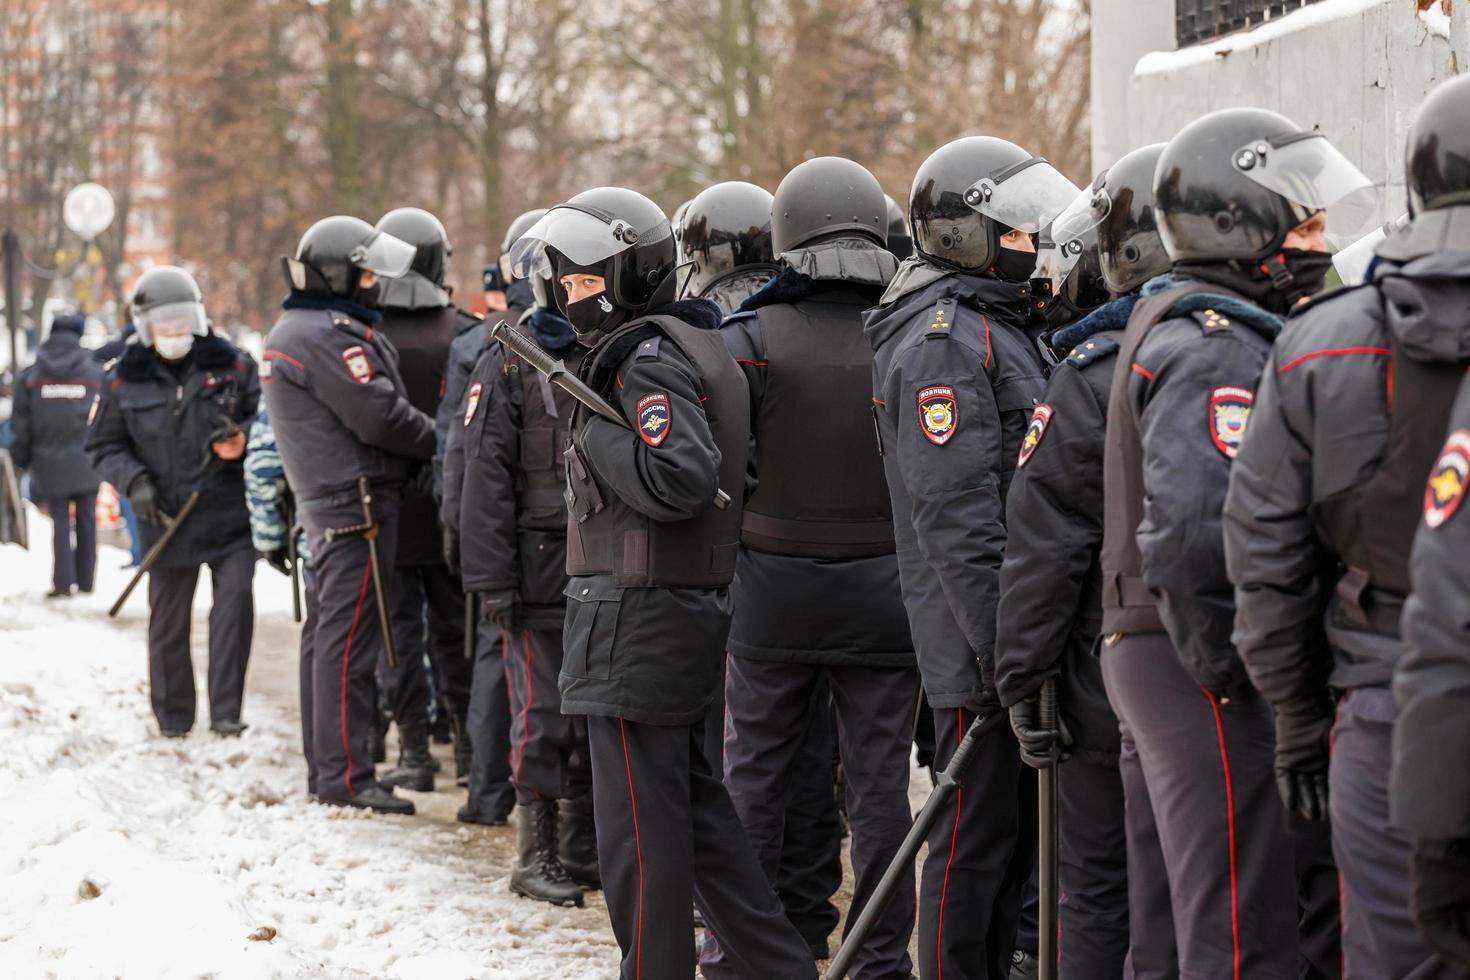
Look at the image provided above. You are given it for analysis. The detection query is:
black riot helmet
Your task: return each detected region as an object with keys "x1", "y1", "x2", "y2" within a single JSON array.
[
  {"x1": 1034, "y1": 220, "x2": 1108, "y2": 324},
  {"x1": 509, "y1": 186, "x2": 674, "y2": 311},
  {"x1": 771, "y1": 157, "x2": 887, "y2": 253},
  {"x1": 1049, "y1": 143, "x2": 1170, "y2": 296},
  {"x1": 885, "y1": 194, "x2": 913, "y2": 260},
  {"x1": 375, "y1": 207, "x2": 452, "y2": 310},
  {"x1": 1406, "y1": 73, "x2": 1470, "y2": 215},
  {"x1": 285, "y1": 215, "x2": 416, "y2": 305},
  {"x1": 678, "y1": 181, "x2": 777, "y2": 300},
  {"x1": 131, "y1": 265, "x2": 208, "y2": 344},
  {"x1": 671, "y1": 199, "x2": 694, "y2": 253},
  {"x1": 498, "y1": 207, "x2": 549, "y2": 283},
  {"x1": 1153, "y1": 108, "x2": 1375, "y2": 264},
  {"x1": 910, "y1": 136, "x2": 1080, "y2": 273}
]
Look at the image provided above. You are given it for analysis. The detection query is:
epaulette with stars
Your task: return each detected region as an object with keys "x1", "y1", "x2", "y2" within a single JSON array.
[
  {"x1": 1190, "y1": 308, "x2": 1234, "y2": 332},
  {"x1": 1066, "y1": 333, "x2": 1119, "y2": 369}
]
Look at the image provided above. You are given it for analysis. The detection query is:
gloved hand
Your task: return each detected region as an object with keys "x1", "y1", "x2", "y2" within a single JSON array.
[
  {"x1": 1411, "y1": 840, "x2": 1470, "y2": 971},
  {"x1": 128, "y1": 474, "x2": 163, "y2": 526},
  {"x1": 1008, "y1": 689, "x2": 1073, "y2": 770},
  {"x1": 481, "y1": 590, "x2": 522, "y2": 632},
  {"x1": 1274, "y1": 703, "x2": 1333, "y2": 821},
  {"x1": 259, "y1": 548, "x2": 291, "y2": 577},
  {"x1": 442, "y1": 526, "x2": 461, "y2": 576}
]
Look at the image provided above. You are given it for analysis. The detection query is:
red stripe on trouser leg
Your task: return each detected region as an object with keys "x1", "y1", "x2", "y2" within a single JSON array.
[
  {"x1": 937, "y1": 707, "x2": 965, "y2": 980},
  {"x1": 514, "y1": 629, "x2": 535, "y2": 797},
  {"x1": 1203, "y1": 690, "x2": 1242, "y2": 980},
  {"x1": 619, "y1": 719, "x2": 645, "y2": 980},
  {"x1": 339, "y1": 561, "x2": 373, "y2": 797}
]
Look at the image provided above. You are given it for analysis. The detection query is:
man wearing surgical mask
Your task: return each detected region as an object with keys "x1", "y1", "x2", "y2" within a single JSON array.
[{"x1": 87, "y1": 265, "x2": 261, "y2": 740}]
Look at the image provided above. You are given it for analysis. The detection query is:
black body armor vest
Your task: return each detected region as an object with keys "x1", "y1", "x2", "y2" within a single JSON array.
[{"x1": 509, "y1": 347, "x2": 581, "y2": 531}]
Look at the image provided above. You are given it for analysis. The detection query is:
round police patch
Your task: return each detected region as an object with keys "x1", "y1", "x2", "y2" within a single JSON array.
[
  {"x1": 341, "y1": 345, "x2": 373, "y2": 385},
  {"x1": 1017, "y1": 403, "x2": 1053, "y2": 468},
  {"x1": 1425, "y1": 430, "x2": 1470, "y2": 529},
  {"x1": 917, "y1": 385, "x2": 958, "y2": 445},
  {"x1": 463, "y1": 383, "x2": 482, "y2": 426},
  {"x1": 637, "y1": 391, "x2": 671, "y2": 447},
  {"x1": 1208, "y1": 385, "x2": 1254, "y2": 459}
]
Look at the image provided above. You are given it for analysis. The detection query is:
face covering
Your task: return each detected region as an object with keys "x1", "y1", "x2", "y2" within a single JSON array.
[
  {"x1": 565, "y1": 290, "x2": 619, "y2": 339},
  {"x1": 353, "y1": 281, "x2": 383, "y2": 310},
  {"x1": 993, "y1": 246, "x2": 1038, "y2": 283},
  {"x1": 154, "y1": 333, "x2": 195, "y2": 361},
  {"x1": 1276, "y1": 248, "x2": 1333, "y2": 303}
]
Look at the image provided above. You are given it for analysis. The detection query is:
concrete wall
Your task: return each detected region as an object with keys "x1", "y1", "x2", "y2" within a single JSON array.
[{"x1": 1090, "y1": 0, "x2": 1468, "y2": 226}]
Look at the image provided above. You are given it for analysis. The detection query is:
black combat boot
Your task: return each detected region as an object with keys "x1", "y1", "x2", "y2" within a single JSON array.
[
  {"x1": 319, "y1": 783, "x2": 415, "y2": 816},
  {"x1": 509, "y1": 801, "x2": 584, "y2": 907},
  {"x1": 379, "y1": 721, "x2": 435, "y2": 792},
  {"x1": 557, "y1": 796, "x2": 601, "y2": 889},
  {"x1": 451, "y1": 713, "x2": 472, "y2": 788}
]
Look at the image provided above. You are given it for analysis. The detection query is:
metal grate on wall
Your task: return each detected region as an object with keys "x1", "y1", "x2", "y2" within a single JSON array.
[{"x1": 1175, "y1": 0, "x2": 1329, "y2": 47}]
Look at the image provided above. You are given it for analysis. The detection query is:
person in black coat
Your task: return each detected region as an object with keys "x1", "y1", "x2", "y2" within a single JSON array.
[
  {"x1": 87, "y1": 268, "x2": 260, "y2": 738},
  {"x1": 12, "y1": 313, "x2": 104, "y2": 597}
]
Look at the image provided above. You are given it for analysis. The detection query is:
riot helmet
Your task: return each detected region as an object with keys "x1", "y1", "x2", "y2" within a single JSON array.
[
  {"x1": 1049, "y1": 143, "x2": 1170, "y2": 296},
  {"x1": 375, "y1": 207, "x2": 452, "y2": 309},
  {"x1": 132, "y1": 265, "x2": 208, "y2": 360},
  {"x1": 771, "y1": 157, "x2": 887, "y2": 253},
  {"x1": 1406, "y1": 73, "x2": 1470, "y2": 215},
  {"x1": 678, "y1": 181, "x2": 777, "y2": 301},
  {"x1": 498, "y1": 207, "x2": 549, "y2": 283},
  {"x1": 1033, "y1": 220, "x2": 1108, "y2": 325},
  {"x1": 885, "y1": 195, "x2": 913, "y2": 261},
  {"x1": 286, "y1": 215, "x2": 415, "y2": 308},
  {"x1": 671, "y1": 199, "x2": 694, "y2": 253}
]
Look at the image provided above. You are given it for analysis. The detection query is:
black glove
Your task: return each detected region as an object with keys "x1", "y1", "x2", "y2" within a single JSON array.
[
  {"x1": 1274, "y1": 703, "x2": 1333, "y2": 821},
  {"x1": 259, "y1": 548, "x2": 291, "y2": 577},
  {"x1": 1008, "y1": 689, "x2": 1073, "y2": 770},
  {"x1": 1411, "y1": 841, "x2": 1470, "y2": 971},
  {"x1": 442, "y1": 526, "x2": 461, "y2": 576},
  {"x1": 480, "y1": 590, "x2": 521, "y2": 632},
  {"x1": 128, "y1": 474, "x2": 163, "y2": 527}
]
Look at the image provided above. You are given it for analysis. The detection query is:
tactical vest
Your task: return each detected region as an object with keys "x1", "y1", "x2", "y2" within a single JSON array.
[
  {"x1": 509, "y1": 347, "x2": 581, "y2": 531},
  {"x1": 563, "y1": 315, "x2": 750, "y2": 588},
  {"x1": 1311, "y1": 315, "x2": 1470, "y2": 628},
  {"x1": 742, "y1": 298, "x2": 896, "y2": 558},
  {"x1": 1101, "y1": 281, "x2": 1217, "y2": 635}
]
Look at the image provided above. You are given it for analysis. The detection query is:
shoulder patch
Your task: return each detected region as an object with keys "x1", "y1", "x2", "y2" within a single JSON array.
[
  {"x1": 1017, "y1": 404, "x2": 1053, "y2": 468},
  {"x1": 635, "y1": 336, "x2": 663, "y2": 361},
  {"x1": 916, "y1": 385, "x2": 959, "y2": 445},
  {"x1": 1425, "y1": 430, "x2": 1470, "y2": 529},
  {"x1": 927, "y1": 298, "x2": 958, "y2": 332},
  {"x1": 1191, "y1": 308, "x2": 1234, "y2": 333},
  {"x1": 1066, "y1": 334, "x2": 1118, "y2": 368},
  {"x1": 637, "y1": 391, "x2": 672, "y2": 446},
  {"x1": 463, "y1": 383, "x2": 483, "y2": 426},
  {"x1": 341, "y1": 345, "x2": 373, "y2": 384},
  {"x1": 1208, "y1": 385, "x2": 1254, "y2": 459}
]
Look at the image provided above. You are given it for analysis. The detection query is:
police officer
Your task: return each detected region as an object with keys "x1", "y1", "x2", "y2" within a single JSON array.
[
  {"x1": 1102, "y1": 108, "x2": 1372, "y2": 978},
  {"x1": 865, "y1": 136, "x2": 1077, "y2": 979},
  {"x1": 11, "y1": 313, "x2": 103, "y2": 597},
  {"x1": 369, "y1": 207, "x2": 473, "y2": 792},
  {"x1": 509, "y1": 187, "x2": 814, "y2": 980},
  {"x1": 706, "y1": 161, "x2": 918, "y2": 980},
  {"x1": 263, "y1": 216, "x2": 433, "y2": 814},
  {"x1": 87, "y1": 267, "x2": 259, "y2": 738},
  {"x1": 994, "y1": 144, "x2": 1169, "y2": 979},
  {"x1": 1225, "y1": 76, "x2": 1470, "y2": 980},
  {"x1": 677, "y1": 180, "x2": 781, "y2": 310}
]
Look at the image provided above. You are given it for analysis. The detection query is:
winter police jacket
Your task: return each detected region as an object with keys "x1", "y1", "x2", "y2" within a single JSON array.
[
  {"x1": 1225, "y1": 251, "x2": 1470, "y2": 705},
  {"x1": 864, "y1": 260, "x2": 1049, "y2": 712},
  {"x1": 11, "y1": 330, "x2": 103, "y2": 498},
  {"x1": 87, "y1": 332, "x2": 259, "y2": 567},
  {"x1": 260, "y1": 294, "x2": 435, "y2": 503}
]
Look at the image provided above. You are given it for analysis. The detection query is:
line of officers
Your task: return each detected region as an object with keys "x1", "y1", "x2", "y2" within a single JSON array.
[{"x1": 83, "y1": 69, "x2": 1470, "y2": 980}]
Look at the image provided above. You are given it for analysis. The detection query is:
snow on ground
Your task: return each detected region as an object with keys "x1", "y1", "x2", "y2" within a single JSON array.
[{"x1": 0, "y1": 507, "x2": 617, "y2": 979}]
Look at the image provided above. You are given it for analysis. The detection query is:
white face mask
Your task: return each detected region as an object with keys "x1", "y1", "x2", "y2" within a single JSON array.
[{"x1": 154, "y1": 333, "x2": 195, "y2": 361}]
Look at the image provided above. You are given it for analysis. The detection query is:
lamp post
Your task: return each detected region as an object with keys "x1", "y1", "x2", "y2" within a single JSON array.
[{"x1": 4, "y1": 181, "x2": 115, "y2": 373}]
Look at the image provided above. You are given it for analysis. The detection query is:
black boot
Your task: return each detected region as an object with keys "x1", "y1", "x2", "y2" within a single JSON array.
[
  {"x1": 319, "y1": 783, "x2": 415, "y2": 816},
  {"x1": 451, "y1": 713, "x2": 472, "y2": 788},
  {"x1": 379, "y1": 721, "x2": 435, "y2": 792},
  {"x1": 509, "y1": 802, "x2": 584, "y2": 907},
  {"x1": 557, "y1": 796, "x2": 601, "y2": 889}
]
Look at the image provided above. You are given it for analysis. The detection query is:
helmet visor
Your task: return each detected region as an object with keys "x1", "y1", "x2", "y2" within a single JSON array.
[
  {"x1": 1232, "y1": 134, "x2": 1378, "y2": 238},
  {"x1": 1050, "y1": 183, "x2": 1112, "y2": 247},
  {"x1": 350, "y1": 230, "x2": 416, "y2": 279},
  {"x1": 964, "y1": 158, "x2": 1082, "y2": 235},
  {"x1": 134, "y1": 300, "x2": 207, "y2": 344},
  {"x1": 508, "y1": 205, "x2": 668, "y2": 280}
]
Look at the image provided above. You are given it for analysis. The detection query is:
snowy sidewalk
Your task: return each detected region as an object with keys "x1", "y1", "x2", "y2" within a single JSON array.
[{"x1": 0, "y1": 507, "x2": 616, "y2": 979}]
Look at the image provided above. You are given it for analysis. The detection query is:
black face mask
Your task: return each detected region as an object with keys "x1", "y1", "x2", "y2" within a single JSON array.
[
  {"x1": 993, "y1": 246, "x2": 1038, "y2": 283},
  {"x1": 1277, "y1": 248, "x2": 1334, "y2": 303},
  {"x1": 353, "y1": 281, "x2": 383, "y2": 310},
  {"x1": 565, "y1": 291, "x2": 621, "y2": 341}
]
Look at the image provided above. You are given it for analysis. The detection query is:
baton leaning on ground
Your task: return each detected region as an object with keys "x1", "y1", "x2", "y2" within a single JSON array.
[
  {"x1": 323, "y1": 477, "x2": 398, "y2": 669},
  {"x1": 464, "y1": 591, "x2": 478, "y2": 660},
  {"x1": 490, "y1": 319, "x2": 731, "y2": 511},
  {"x1": 285, "y1": 498, "x2": 303, "y2": 624},
  {"x1": 825, "y1": 708, "x2": 1007, "y2": 980},
  {"x1": 1037, "y1": 677, "x2": 1060, "y2": 980},
  {"x1": 109, "y1": 491, "x2": 201, "y2": 617}
]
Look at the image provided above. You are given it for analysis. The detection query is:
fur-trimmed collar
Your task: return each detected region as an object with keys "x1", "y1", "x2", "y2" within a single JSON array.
[
  {"x1": 645, "y1": 297, "x2": 724, "y2": 331},
  {"x1": 280, "y1": 289, "x2": 383, "y2": 325},
  {"x1": 1141, "y1": 273, "x2": 1282, "y2": 338},
  {"x1": 117, "y1": 331, "x2": 239, "y2": 382},
  {"x1": 1051, "y1": 295, "x2": 1138, "y2": 351},
  {"x1": 739, "y1": 266, "x2": 885, "y2": 314}
]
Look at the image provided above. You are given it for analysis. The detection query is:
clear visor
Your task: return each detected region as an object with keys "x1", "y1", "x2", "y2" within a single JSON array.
[
  {"x1": 1232, "y1": 134, "x2": 1378, "y2": 237},
  {"x1": 135, "y1": 300, "x2": 206, "y2": 343},
  {"x1": 350, "y1": 230, "x2": 416, "y2": 279},
  {"x1": 509, "y1": 206, "x2": 667, "y2": 280},
  {"x1": 1031, "y1": 238, "x2": 1086, "y2": 294},
  {"x1": 964, "y1": 159, "x2": 1083, "y2": 234},
  {"x1": 1050, "y1": 184, "x2": 1111, "y2": 246}
]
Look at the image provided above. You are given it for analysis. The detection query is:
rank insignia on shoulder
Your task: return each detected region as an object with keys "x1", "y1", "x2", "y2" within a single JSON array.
[
  {"x1": 463, "y1": 383, "x2": 482, "y2": 426},
  {"x1": 1017, "y1": 403, "x2": 1053, "y2": 468},
  {"x1": 917, "y1": 385, "x2": 958, "y2": 445},
  {"x1": 341, "y1": 345, "x2": 373, "y2": 385},
  {"x1": 1208, "y1": 385, "x2": 1254, "y2": 459},
  {"x1": 1425, "y1": 430, "x2": 1470, "y2": 529},
  {"x1": 637, "y1": 391, "x2": 672, "y2": 447}
]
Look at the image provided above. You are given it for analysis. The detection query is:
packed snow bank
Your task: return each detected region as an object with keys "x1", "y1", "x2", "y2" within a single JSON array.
[
  {"x1": 1135, "y1": 0, "x2": 1391, "y2": 74},
  {"x1": 0, "y1": 506, "x2": 616, "y2": 979}
]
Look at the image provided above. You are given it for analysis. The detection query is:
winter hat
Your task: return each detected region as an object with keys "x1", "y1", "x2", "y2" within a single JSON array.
[{"x1": 50, "y1": 314, "x2": 86, "y2": 336}]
